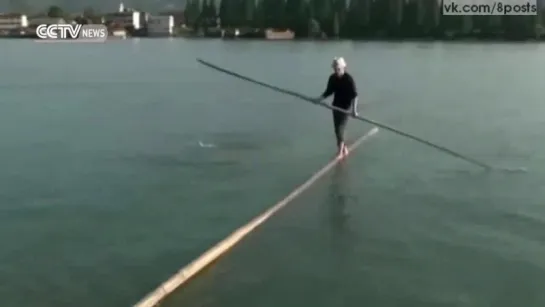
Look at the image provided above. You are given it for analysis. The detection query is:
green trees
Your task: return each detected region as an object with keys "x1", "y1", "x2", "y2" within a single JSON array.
[
  {"x1": 344, "y1": 0, "x2": 371, "y2": 37},
  {"x1": 200, "y1": 0, "x2": 218, "y2": 27},
  {"x1": 219, "y1": 0, "x2": 245, "y2": 27},
  {"x1": 218, "y1": 0, "x2": 233, "y2": 27},
  {"x1": 285, "y1": 0, "x2": 311, "y2": 36},
  {"x1": 184, "y1": 0, "x2": 218, "y2": 31},
  {"x1": 184, "y1": 0, "x2": 201, "y2": 27},
  {"x1": 82, "y1": 7, "x2": 96, "y2": 19},
  {"x1": 47, "y1": 5, "x2": 64, "y2": 18},
  {"x1": 195, "y1": 0, "x2": 544, "y2": 39},
  {"x1": 241, "y1": 0, "x2": 256, "y2": 27},
  {"x1": 261, "y1": 0, "x2": 287, "y2": 28}
]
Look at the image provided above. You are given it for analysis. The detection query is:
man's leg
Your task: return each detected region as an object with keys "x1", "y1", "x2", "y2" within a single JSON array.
[{"x1": 333, "y1": 110, "x2": 349, "y2": 157}]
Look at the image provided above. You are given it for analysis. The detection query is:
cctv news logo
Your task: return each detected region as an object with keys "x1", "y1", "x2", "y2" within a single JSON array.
[{"x1": 36, "y1": 24, "x2": 108, "y2": 42}]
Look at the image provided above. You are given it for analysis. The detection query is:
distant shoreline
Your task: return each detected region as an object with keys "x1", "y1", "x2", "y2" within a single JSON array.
[{"x1": 1, "y1": 36, "x2": 543, "y2": 43}]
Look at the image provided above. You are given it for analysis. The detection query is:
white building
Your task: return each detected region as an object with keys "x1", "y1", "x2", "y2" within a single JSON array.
[
  {"x1": 103, "y1": 2, "x2": 145, "y2": 30},
  {"x1": 28, "y1": 17, "x2": 68, "y2": 27},
  {"x1": 0, "y1": 13, "x2": 28, "y2": 31},
  {"x1": 147, "y1": 15, "x2": 174, "y2": 36},
  {"x1": 104, "y1": 12, "x2": 141, "y2": 30}
]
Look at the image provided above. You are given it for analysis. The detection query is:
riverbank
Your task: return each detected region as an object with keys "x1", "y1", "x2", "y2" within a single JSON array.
[
  {"x1": 3, "y1": 36, "x2": 543, "y2": 42},
  {"x1": 1, "y1": 23, "x2": 543, "y2": 42}
]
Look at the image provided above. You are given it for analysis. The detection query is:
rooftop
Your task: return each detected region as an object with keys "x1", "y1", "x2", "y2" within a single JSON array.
[
  {"x1": 104, "y1": 12, "x2": 138, "y2": 17},
  {"x1": 0, "y1": 13, "x2": 26, "y2": 18}
]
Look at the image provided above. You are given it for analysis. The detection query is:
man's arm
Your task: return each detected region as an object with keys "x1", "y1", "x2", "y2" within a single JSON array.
[
  {"x1": 320, "y1": 75, "x2": 334, "y2": 99},
  {"x1": 348, "y1": 74, "x2": 359, "y2": 115}
]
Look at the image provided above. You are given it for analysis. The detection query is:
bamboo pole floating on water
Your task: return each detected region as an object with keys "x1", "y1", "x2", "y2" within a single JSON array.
[
  {"x1": 133, "y1": 128, "x2": 379, "y2": 307},
  {"x1": 196, "y1": 58, "x2": 494, "y2": 170}
]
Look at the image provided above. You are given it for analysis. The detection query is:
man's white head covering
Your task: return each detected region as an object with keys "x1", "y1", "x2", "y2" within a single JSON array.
[{"x1": 332, "y1": 57, "x2": 347, "y2": 69}]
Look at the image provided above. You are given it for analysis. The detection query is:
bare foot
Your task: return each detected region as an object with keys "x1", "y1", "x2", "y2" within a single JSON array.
[{"x1": 335, "y1": 147, "x2": 345, "y2": 159}]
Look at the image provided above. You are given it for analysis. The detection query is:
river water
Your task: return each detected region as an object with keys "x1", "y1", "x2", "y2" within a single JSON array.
[{"x1": 0, "y1": 39, "x2": 544, "y2": 307}]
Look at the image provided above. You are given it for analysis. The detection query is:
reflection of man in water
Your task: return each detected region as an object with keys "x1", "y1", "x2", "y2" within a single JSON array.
[
  {"x1": 327, "y1": 163, "x2": 359, "y2": 267},
  {"x1": 328, "y1": 164, "x2": 350, "y2": 234}
]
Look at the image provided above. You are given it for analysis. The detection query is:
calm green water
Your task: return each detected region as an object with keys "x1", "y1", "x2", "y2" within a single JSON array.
[{"x1": 0, "y1": 39, "x2": 544, "y2": 307}]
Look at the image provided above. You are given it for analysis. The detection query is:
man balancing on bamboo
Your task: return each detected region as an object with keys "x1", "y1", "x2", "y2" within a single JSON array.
[{"x1": 314, "y1": 57, "x2": 359, "y2": 159}]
